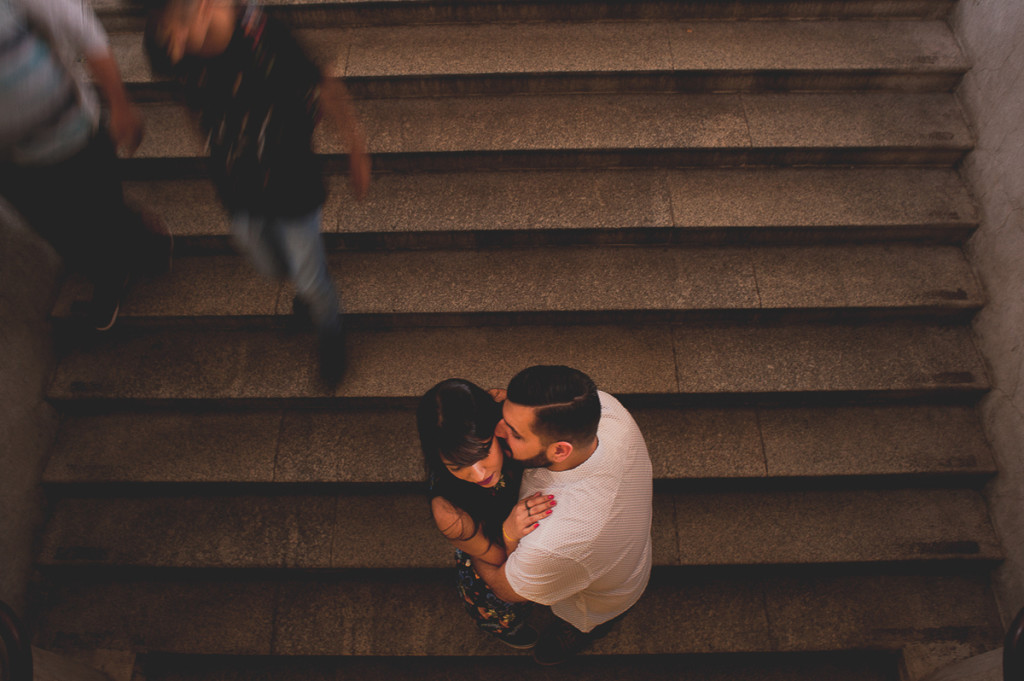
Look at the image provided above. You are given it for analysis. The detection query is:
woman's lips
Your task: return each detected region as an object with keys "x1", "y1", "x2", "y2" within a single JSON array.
[{"x1": 479, "y1": 474, "x2": 495, "y2": 486}]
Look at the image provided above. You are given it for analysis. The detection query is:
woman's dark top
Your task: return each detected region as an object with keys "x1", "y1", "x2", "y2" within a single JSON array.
[{"x1": 429, "y1": 462, "x2": 523, "y2": 548}]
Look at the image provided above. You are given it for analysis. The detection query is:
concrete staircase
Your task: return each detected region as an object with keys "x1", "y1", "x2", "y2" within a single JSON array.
[{"x1": 31, "y1": 0, "x2": 1006, "y2": 678}]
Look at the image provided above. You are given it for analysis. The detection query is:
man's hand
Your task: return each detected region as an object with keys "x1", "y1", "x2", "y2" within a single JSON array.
[
  {"x1": 320, "y1": 78, "x2": 371, "y2": 200},
  {"x1": 488, "y1": 388, "x2": 506, "y2": 402},
  {"x1": 348, "y1": 145, "x2": 371, "y2": 200},
  {"x1": 108, "y1": 101, "x2": 144, "y2": 156},
  {"x1": 85, "y1": 50, "x2": 143, "y2": 156}
]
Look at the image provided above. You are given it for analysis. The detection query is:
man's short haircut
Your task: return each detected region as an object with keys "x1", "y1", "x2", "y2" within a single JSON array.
[{"x1": 506, "y1": 365, "x2": 600, "y2": 446}]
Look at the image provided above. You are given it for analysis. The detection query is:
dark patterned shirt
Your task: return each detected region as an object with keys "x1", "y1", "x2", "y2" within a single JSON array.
[{"x1": 168, "y1": 4, "x2": 325, "y2": 215}]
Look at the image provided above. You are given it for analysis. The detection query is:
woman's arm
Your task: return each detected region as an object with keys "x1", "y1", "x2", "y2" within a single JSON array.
[{"x1": 431, "y1": 496, "x2": 507, "y2": 565}]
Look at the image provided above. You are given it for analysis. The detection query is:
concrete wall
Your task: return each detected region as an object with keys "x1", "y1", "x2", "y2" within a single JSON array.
[
  {"x1": 952, "y1": 0, "x2": 1024, "y2": 626},
  {"x1": 0, "y1": 206, "x2": 61, "y2": 617}
]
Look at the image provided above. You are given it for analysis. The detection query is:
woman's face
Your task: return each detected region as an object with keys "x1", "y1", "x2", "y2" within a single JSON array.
[{"x1": 441, "y1": 437, "x2": 504, "y2": 488}]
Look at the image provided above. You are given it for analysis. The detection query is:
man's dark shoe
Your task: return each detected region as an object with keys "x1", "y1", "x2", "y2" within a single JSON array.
[
  {"x1": 318, "y1": 318, "x2": 347, "y2": 387},
  {"x1": 494, "y1": 624, "x2": 538, "y2": 650},
  {"x1": 533, "y1": 619, "x2": 595, "y2": 666},
  {"x1": 89, "y1": 272, "x2": 129, "y2": 331}
]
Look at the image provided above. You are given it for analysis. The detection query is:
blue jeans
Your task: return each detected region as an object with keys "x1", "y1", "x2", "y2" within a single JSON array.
[{"x1": 230, "y1": 207, "x2": 340, "y2": 334}]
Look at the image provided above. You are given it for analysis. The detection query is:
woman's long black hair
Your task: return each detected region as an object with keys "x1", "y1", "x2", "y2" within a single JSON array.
[{"x1": 417, "y1": 378, "x2": 522, "y2": 546}]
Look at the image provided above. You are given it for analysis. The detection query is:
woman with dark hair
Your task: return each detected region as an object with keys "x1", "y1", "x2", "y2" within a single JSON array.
[{"x1": 418, "y1": 378, "x2": 556, "y2": 649}]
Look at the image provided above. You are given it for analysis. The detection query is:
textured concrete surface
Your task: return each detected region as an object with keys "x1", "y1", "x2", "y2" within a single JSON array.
[
  {"x1": 37, "y1": 488, "x2": 999, "y2": 569},
  {"x1": 121, "y1": 255, "x2": 281, "y2": 318},
  {"x1": 122, "y1": 180, "x2": 229, "y2": 238},
  {"x1": 0, "y1": 208, "x2": 61, "y2": 616},
  {"x1": 121, "y1": 167, "x2": 976, "y2": 244},
  {"x1": 740, "y1": 92, "x2": 970, "y2": 151},
  {"x1": 953, "y1": 0, "x2": 1024, "y2": 627},
  {"x1": 30, "y1": 3, "x2": 1006, "y2": 674},
  {"x1": 113, "y1": 20, "x2": 963, "y2": 87},
  {"x1": 921, "y1": 646, "x2": 1002, "y2": 681},
  {"x1": 47, "y1": 325, "x2": 679, "y2": 400},
  {"x1": 94, "y1": 0, "x2": 958, "y2": 22},
  {"x1": 46, "y1": 411, "x2": 281, "y2": 483},
  {"x1": 343, "y1": 22, "x2": 673, "y2": 78},
  {"x1": 59, "y1": 243, "x2": 979, "y2": 320},
  {"x1": 673, "y1": 322, "x2": 987, "y2": 395},
  {"x1": 764, "y1": 573, "x2": 1001, "y2": 652},
  {"x1": 132, "y1": 92, "x2": 970, "y2": 163},
  {"x1": 43, "y1": 404, "x2": 995, "y2": 484},
  {"x1": 35, "y1": 571, "x2": 1002, "y2": 656},
  {"x1": 665, "y1": 20, "x2": 963, "y2": 73},
  {"x1": 139, "y1": 651, "x2": 898, "y2": 681},
  {"x1": 39, "y1": 495, "x2": 339, "y2": 568},
  {"x1": 275, "y1": 407, "x2": 423, "y2": 483},
  {"x1": 760, "y1": 405, "x2": 995, "y2": 477},
  {"x1": 668, "y1": 489, "x2": 1001, "y2": 565},
  {"x1": 47, "y1": 322, "x2": 986, "y2": 400}
]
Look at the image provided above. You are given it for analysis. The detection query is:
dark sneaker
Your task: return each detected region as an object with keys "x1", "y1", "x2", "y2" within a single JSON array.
[
  {"x1": 533, "y1": 619, "x2": 600, "y2": 666},
  {"x1": 318, "y1": 318, "x2": 347, "y2": 387},
  {"x1": 89, "y1": 272, "x2": 129, "y2": 331},
  {"x1": 494, "y1": 625, "x2": 538, "y2": 650}
]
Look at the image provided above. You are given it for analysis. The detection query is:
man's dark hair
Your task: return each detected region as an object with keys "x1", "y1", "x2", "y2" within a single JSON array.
[{"x1": 506, "y1": 365, "x2": 600, "y2": 446}]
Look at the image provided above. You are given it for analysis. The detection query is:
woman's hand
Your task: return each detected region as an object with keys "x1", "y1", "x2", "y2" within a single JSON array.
[
  {"x1": 488, "y1": 388, "x2": 506, "y2": 403},
  {"x1": 503, "y1": 492, "x2": 556, "y2": 546}
]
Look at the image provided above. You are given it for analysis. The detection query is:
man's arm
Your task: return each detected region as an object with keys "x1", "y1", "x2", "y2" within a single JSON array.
[
  {"x1": 471, "y1": 556, "x2": 530, "y2": 603},
  {"x1": 19, "y1": 0, "x2": 143, "y2": 155},
  {"x1": 85, "y1": 50, "x2": 143, "y2": 156},
  {"x1": 319, "y1": 78, "x2": 371, "y2": 200}
]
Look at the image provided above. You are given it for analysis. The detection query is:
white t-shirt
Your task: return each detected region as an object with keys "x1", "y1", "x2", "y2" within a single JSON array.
[
  {"x1": 0, "y1": 0, "x2": 108, "y2": 163},
  {"x1": 504, "y1": 391, "x2": 653, "y2": 632}
]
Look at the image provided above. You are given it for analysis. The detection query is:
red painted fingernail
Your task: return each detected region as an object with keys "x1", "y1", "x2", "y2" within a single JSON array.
[
  {"x1": 548, "y1": 495, "x2": 554, "y2": 499},
  {"x1": 534, "y1": 523, "x2": 539, "y2": 528},
  {"x1": 546, "y1": 510, "x2": 552, "y2": 515}
]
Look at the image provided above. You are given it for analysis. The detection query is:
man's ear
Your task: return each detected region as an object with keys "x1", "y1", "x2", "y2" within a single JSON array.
[{"x1": 547, "y1": 441, "x2": 574, "y2": 464}]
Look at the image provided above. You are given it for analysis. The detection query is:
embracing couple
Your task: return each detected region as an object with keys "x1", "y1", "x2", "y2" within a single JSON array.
[{"x1": 417, "y1": 365, "x2": 653, "y2": 665}]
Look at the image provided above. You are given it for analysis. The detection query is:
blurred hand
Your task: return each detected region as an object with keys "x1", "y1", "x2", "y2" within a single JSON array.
[
  {"x1": 349, "y1": 148, "x2": 371, "y2": 200},
  {"x1": 109, "y1": 102, "x2": 144, "y2": 157}
]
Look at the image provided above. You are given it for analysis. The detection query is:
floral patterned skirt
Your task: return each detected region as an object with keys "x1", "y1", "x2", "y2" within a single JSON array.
[{"x1": 454, "y1": 549, "x2": 532, "y2": 635}]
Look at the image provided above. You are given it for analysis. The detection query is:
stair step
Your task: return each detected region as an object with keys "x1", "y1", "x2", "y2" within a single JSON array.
[
  {"x1": 137, "y1": 651, "x2": 900, "y2": 681},
  {"x1": 37, "y1": 488, "x2": 1002, "y2": 569},
  {"x1": 95, "y1": 0, "x2": 957, "y2": 30},
  {"x1": 133, "y1": 92, "x2": 972, "y2": 169},
  {"x1": 43, "y1": 404, "x2": 995, "y2": 485},
  {"x1": 34, "y1": 569, "x2": 1002, "y2": 656},
  {"x1": 123, "y1": 167, "x2": 978, "y2": 247},
  {"x1": 47, "y1": 322, "x2": 988, "y2": 403},
  {"x1": 113, "y1": 20, "x2": 966, "y2": 96},
  {"x1": 55, "y1": 244, "x2": 982, "y2": 324}
]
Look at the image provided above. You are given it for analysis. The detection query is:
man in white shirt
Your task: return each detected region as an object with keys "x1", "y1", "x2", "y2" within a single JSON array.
[
  {"x1": 0, "y1": 0, "x2": 169, "y2": 331},
  {"x1": 474, "y1": 365, "x2": 653, "y2": 665}
]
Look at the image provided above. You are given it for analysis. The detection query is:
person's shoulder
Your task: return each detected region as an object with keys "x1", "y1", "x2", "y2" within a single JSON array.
[
  {"x1": 430, "y1": 496, "x2": 473, "y2": 539},
  {"x1": 597, "y1": 391, "x2": 638, "y2": 429}
]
